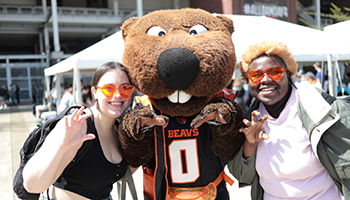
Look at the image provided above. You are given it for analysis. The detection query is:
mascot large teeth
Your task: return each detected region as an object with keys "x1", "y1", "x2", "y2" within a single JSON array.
[{"x1": 118, "y1": 8, "x2": 246, "y2": 200}]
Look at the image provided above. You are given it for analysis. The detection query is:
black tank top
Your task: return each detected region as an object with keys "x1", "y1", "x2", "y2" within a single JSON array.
[{"x1": 54, "y1": 117, "x2": 128, "y2": 199}]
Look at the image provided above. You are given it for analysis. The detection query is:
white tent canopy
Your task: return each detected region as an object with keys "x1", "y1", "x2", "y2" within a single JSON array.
[
  {"x1": 323, "y1": 20, "x2": 350, "y2": 96},
  {"x1": 44, "y1": 31, "x2": 125, "y2": 107},
  {"x1": 224, "y1": 15, "x2": 327, "y2": 62},
  {"x1": 323, "y1": 20, "x2": 350, "y2": 61},
  {"x1": 45, "y1": 14, "x2": 336, "y2": 107},
  {"x1": 45, "y1": 31, "x2": 124, "y2": 76}
]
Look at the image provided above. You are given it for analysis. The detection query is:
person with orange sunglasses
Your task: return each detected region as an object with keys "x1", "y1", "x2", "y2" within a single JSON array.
[
  {"x1": 228, "y1": 40, "x2": 348, "y2": 200},
  {"x1": 23, "y1": 62, "x2": 137, "y2": 200}
]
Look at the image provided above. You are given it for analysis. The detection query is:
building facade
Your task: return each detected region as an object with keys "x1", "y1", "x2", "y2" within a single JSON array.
[
  {"x1": 191, "y1": 0, "x2": 349, "y2": 25},
  {"x1": 0, "y1": 0, "x2": 347, "y2": 102},
  {"x1": 0, "y1": 0, "x2": 190, "y2": 102}
]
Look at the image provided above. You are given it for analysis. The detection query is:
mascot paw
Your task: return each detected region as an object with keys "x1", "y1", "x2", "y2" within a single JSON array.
[
  {"x1": 123, "y1": 106, "x2": 169, "y2": 140},
  {"x1": 191, "y1": 102, "x2": 233, "y2": 129}
]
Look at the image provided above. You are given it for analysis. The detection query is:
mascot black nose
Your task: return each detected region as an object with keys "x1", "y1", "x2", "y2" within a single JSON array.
[{"x1": 157, "y1": 48, "x2": 199, "y2": 90}]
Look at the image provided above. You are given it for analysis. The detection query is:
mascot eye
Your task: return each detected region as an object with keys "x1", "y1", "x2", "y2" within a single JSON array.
[
  {"x1": 189, "y1": 25, "x2": 208, "y2": 35},
  {"x1": 147, "y1": 26, "x2": 166, "y2": 36}
]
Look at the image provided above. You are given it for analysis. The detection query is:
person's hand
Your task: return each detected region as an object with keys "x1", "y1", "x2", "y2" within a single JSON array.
[
  {"x1": 59, "y1": 107, "x2": 95, "y2": 149},
  {"x1": 239, "y1": 110, "x2": 273, "y2": 144}
]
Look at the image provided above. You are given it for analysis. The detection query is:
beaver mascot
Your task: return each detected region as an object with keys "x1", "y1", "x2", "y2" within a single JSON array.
[{"x1": 118, "y1": 8, "x2": 245, "y2": 200}]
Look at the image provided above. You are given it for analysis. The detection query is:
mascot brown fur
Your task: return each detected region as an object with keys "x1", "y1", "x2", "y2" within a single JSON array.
[{"x1": 118, "y1": 8, "x2": 245, "y2": 200}]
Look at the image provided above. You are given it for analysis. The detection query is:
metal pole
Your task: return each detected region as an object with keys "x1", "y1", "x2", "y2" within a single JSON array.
[
  {"x1": 6, "y1": 58, "x2": 11, "y2": 88},
  {"x1": 174, "y1": 0, "x2": 180, "y2": 9},
  {"x1": 113, "y1": 0, "x2": 119, "y2": 17},
  {"x1": 43, "y1": 25, "x2": 50, "y2": 66},
  {"x1": 55, "y1": 74, "x2": 61, "y2": 112},
  {"x1": 315, "y1": 0, "x2": 321, "y2": 29},
  {"x1": 45, "y1": 76, "x2": 51, "y2": 106},
  {"x1": 136, "y1": 0, "x2": 143, "y2": 18},
  {"x1": 51, "y1": 0, "x2": 61, "y2": 52},
  {"x1": 42, "y1": 0, "x2": 47, "y2": 16},
  {"x1": 39, "y1": 32, "x2": 44, "y2": 64},
  {"x1": 327, "y1": 54, "x2": 336, "y2": 96},
  {"x1": 73, "y1": 65, "x2": 82, "y2": 105},
  {"x1": 42, "y1": 0, "x2": 49, "y2": 67},
  {"x1": 334, "y1": 58, "x2": 343, "y2": 96},
  {"x1": 39, "y1": 33, "x2": 44, "y2": 54},
  {"x1": 28, "y1": 68, "x2": 32, "y2": 102}
]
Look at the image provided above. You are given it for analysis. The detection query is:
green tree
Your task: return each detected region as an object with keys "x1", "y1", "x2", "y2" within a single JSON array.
[{"x1": 300, "y1": 3, "x2": 350, "y2": 30}]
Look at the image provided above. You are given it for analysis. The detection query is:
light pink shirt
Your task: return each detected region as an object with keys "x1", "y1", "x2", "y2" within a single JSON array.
[{"x1": 256, "y1": 86, "x2": 343, "y2": 200}]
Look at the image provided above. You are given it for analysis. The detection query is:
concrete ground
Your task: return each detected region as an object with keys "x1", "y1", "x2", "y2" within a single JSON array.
[{"x1": 0, "y1": 103, "x2": 251, "y2": 200}]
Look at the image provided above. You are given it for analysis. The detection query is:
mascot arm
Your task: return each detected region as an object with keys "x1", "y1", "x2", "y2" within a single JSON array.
[
  {"x1": 118, "y1": 105, "x2": 168, "y2": 167},
  {"x1": 191, "y1": 97, "x2": 246, "y2": 160}
]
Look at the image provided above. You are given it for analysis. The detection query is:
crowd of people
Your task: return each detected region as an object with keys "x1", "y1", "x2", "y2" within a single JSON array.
[
  {"x1": 15, "y1": 39, "x2": 349, "y2": 200},
  {"x1": 0, "y1": 83, "x2": 44, "y2": 110},
  {"x1": 0, "y1": 84, "x2": 21, "y2": 109},
  {"x1": 0, "y1": 80, "x2": 93, "y2": 112},
  {"x1": 54, "y1": 81, "x2": 94, "y2": 114}
]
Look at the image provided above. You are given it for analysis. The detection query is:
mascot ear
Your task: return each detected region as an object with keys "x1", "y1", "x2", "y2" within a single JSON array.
[
  {"x1": 121, "y1": 17, "x2": 139, "y2": 39},
  {"x1": 216, "y1": 15, "x2": 234, "y2": 34}
]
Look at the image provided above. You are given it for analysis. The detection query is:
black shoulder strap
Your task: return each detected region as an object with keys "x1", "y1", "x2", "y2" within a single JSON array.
[
  {"x1": 34, "y1": 106, "x2": 94, "y2": 168},
  {"x1": 320, "y1": 91, "x2": 337, "y2": 105},
  {"x1": 34, "y1": 106, "x2": 85, "y2": 152},
  {"x1": 245, "y1": 98, "x2": 260, "y2": 121}
]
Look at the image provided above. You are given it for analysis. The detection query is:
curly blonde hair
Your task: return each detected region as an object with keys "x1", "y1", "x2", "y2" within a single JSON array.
[{"x1": 239, "y1": 40, "x2": 298, "y2": 83}]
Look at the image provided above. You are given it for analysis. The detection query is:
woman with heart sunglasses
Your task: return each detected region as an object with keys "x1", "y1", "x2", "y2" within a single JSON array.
[
  {"x1": 229, "y1": 40, "x2": 346, "y2": 200},
  {"x1": 23, "y1": 61, "x2": 137, "y2": 200}
]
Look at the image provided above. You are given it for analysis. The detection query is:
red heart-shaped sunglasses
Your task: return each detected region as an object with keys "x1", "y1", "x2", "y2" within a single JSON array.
[
  {"x1": 248, "y1": 65, "x2": 287, "y2": 84},
  {"x1": 96, "y1": 84, "x2": 134, "y2": 98}
]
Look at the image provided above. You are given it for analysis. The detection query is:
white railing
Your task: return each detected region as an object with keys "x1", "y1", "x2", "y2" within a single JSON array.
[
  {"x1": 0, "y1": 5, "x2": 140, "y2": 19},
  {"x1": 57, "y1": 6, "x2": 114, "y2": 17},
  {"x1": 0, "y1": 5, "x2": 44, "y2": 15}
]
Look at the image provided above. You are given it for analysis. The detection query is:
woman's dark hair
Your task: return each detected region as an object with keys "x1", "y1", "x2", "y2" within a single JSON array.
[
  {"x1": 91, "y1": 62, "x2": 130, "y2": 108},
  {"x1": 91, "y1": 61, "x2": 128, "y2": 86}
]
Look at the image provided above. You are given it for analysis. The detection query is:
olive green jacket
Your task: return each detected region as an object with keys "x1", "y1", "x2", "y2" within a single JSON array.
[{"x1": 228, "y1": 79, "x2": 350, "y2": 200}]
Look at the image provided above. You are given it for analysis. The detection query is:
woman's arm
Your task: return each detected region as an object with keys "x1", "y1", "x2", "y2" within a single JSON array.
[
  {"x1": 228, "y1": 146, "x2": 256, "y2": 184},
  {"x1": 228, "y1": 110, "x2": 272, "y2": 183},
  {"x1": 22, "y1": 107, "x2": 95, "y2": 193}
]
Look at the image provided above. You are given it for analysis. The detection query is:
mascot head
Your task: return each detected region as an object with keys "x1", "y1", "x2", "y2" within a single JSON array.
[{"x1": 121, "y1": 8, "x2": 236, "y2": 117}]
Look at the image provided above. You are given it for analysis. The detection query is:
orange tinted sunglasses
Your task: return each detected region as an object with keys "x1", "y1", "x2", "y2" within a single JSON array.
[
  {"x1": 96, "y1": 84, "x2": 134, "y2": 98},
  {"x1": 248, "y1": 65, "x2": 287, "y2": 84}
]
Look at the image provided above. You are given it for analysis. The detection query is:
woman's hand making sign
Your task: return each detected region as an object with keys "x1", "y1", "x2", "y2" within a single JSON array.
[{"x1": 239, "y1": 110, "x2": 273, "y2": 158}]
